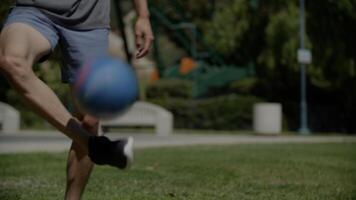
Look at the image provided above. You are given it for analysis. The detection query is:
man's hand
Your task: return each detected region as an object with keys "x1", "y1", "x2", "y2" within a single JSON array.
[{"x1": 135, "y1": 16, "x2": 154, "y2": 59}]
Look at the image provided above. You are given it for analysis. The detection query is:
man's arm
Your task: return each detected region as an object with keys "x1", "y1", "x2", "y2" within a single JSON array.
[{"x1": 133, "y1": 0, "x2": 154, "y2": 58}]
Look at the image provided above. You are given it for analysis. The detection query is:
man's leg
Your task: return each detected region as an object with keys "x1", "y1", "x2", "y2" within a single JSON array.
[
  {"x1": 0, "y1": 23, "x2": 90, "y2": 151},
  {"x1": 0, "y1": 22, "x2": 133, "y2": 171},
  {"x1": 65, "y1": 89, "x2": 99, "y2": 200}
]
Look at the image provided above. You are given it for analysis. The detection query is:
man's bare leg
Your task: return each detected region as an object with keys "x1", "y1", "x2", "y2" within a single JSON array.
[
  {"x1": 0, "y1": 23, "x2": 90, "y2": 152},
  {"x1": 65, "y1": 89, "x2": 99, "y2": 200}
]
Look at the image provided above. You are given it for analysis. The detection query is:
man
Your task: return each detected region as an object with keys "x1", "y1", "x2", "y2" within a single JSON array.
[{"x1": 0, "y1": 0, "x2": 154, "y2": 199}]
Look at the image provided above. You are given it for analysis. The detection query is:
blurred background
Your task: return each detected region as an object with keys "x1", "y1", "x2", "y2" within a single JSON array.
[{"x1": 0, "y1": 0, "x2": 355, "y2": 134}]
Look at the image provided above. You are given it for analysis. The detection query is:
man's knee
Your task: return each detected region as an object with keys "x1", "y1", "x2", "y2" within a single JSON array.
[
  {"x1": 81, "y1": 115, "x2": 99, "y2": 135},
  {"x1": 0, "y1": 52, "x2": 32, "y2": 82}
]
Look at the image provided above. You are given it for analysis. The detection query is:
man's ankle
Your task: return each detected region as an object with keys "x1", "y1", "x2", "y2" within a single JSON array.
[{"x1": 88, "y1": 136, "x2": 111, "y2": 165}]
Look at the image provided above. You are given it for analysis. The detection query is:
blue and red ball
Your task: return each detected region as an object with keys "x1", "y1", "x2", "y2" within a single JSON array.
[{"x1": 74, "y1": 57, "x2": 138, "y2": 118}]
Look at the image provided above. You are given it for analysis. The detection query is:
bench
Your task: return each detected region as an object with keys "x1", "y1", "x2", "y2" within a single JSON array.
[
  {"x1": 101, "y1": 101, "x2": 173, "y2": 136},
  {"x1": 0, "y1": 102, "x2": 20, "y2": 133}
]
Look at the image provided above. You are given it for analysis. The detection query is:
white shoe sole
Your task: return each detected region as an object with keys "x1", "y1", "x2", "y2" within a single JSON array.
[{"x1": 123, "y1": 137, "x2": 134, "y2": 169}]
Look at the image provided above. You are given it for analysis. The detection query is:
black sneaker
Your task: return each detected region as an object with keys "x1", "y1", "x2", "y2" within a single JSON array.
[{"x1": 88, "y1": 136, "x2": 134, "y2": 169}]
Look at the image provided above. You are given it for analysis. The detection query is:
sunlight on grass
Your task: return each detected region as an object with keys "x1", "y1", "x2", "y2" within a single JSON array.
[{"x1": 0, "y1": 143, "x2": 355, "y2": 200}]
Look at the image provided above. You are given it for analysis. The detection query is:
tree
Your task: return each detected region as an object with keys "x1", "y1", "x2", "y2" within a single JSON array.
[
  {"x1": 0, "y1": 1, "x2": 13, "y2": 25},
  {"x1": 150, "y1": 0, "x2": 356, "y2": 132}
]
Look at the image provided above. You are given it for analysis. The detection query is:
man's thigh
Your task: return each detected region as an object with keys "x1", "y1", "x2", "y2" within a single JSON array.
[
  {"x1": 0, "y1": 23, "x2": 52, "y2": 63},
  {"x1": 59, "y1": 28, "x2": 109, "y2": 84},
  {"x1": 1, "y1": 6, "x2": 59, "y2": 64}
]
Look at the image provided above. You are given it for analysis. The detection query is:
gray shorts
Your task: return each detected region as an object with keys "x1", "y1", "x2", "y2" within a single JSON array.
[{"x1": 4, "y1": 6, "x2": 109, "y2": 84}]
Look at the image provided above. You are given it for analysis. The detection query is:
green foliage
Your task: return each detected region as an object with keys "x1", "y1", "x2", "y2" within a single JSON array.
[
  {"x1": 155, "y1": 35, "x2": 186, "y2": 69},
  {"x1": 307, "y1": 0, "x2": 356, "y2": 85},
  {"x1": 258, "y1": 2, "x2": 301, "y2": 72},
  {"x1": 146, "y1": 79, "x2": 266, "y2": 130},
  {"x1": 35, "y1": 62, "x2": 71, "y2": 105},
  {"x1": 0, "y1": 1, "x2": 13, "y2": 26},
  {"x1": 149, "y1": 95, "x2": 263, "y2": 130},
  {"x1": 150, "y1": 0, "x2": 356, "y2": 132},
  {"x1": 229, "y1": 77, "x2": 258, "y2": 94},
  {"x1": 0, "y1": 0, "x2": 354, "y2": 131},
  {"x1": 203, "y1": 1, "x2": 250, "y2": 55},
  {"x1": 147, "y1": 79, "x2": 194, "y2": 99}
]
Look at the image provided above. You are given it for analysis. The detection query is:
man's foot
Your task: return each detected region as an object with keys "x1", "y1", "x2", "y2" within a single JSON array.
[{"x1": 88, "y1": 136, "x2": 134, "y2": 169}]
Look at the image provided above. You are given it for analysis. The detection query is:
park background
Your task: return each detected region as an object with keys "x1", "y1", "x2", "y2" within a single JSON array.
[
  {"x1": 0, "y1": 1, "x2": 356, "y2": 200},
  {"x1": 0, "y1": 0, "x2": 355, "y2": 134}
]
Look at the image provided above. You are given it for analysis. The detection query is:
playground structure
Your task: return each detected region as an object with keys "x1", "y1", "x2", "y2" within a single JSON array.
[
  {"x1": 111, "y1": 0, "x2": 256, "y2": 98},
  {"x1": 148, "y1": 1, "x2": 256, "y2": 97}
]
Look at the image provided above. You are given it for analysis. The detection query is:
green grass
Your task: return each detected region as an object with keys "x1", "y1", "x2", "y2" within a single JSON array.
[{"x1": 0, "y1": 143, "x2": 356, "y2": 200}]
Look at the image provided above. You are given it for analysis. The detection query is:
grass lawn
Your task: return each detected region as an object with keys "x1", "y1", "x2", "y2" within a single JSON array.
[{"x1": 0, "y1": 143, "x2": 355, "y2": 200}]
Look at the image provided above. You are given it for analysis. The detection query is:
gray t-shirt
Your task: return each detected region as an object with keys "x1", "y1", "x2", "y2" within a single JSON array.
[{"x1": 16, "y1": 0, "x2": 110, "y2": 30}]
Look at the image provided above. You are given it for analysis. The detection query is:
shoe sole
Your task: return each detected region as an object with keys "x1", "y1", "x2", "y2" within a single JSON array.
[{"x1": 123, "y1": 137, "x2": 134, "y2": 169}]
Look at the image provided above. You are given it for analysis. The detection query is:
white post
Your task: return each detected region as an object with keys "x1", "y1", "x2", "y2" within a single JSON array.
[
  {"x1": 0, "y1": 102, "x2": 20, "y2": 134},
  {"x1": 253, "y1": 103, "x2": 282, "y2": 134}
]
